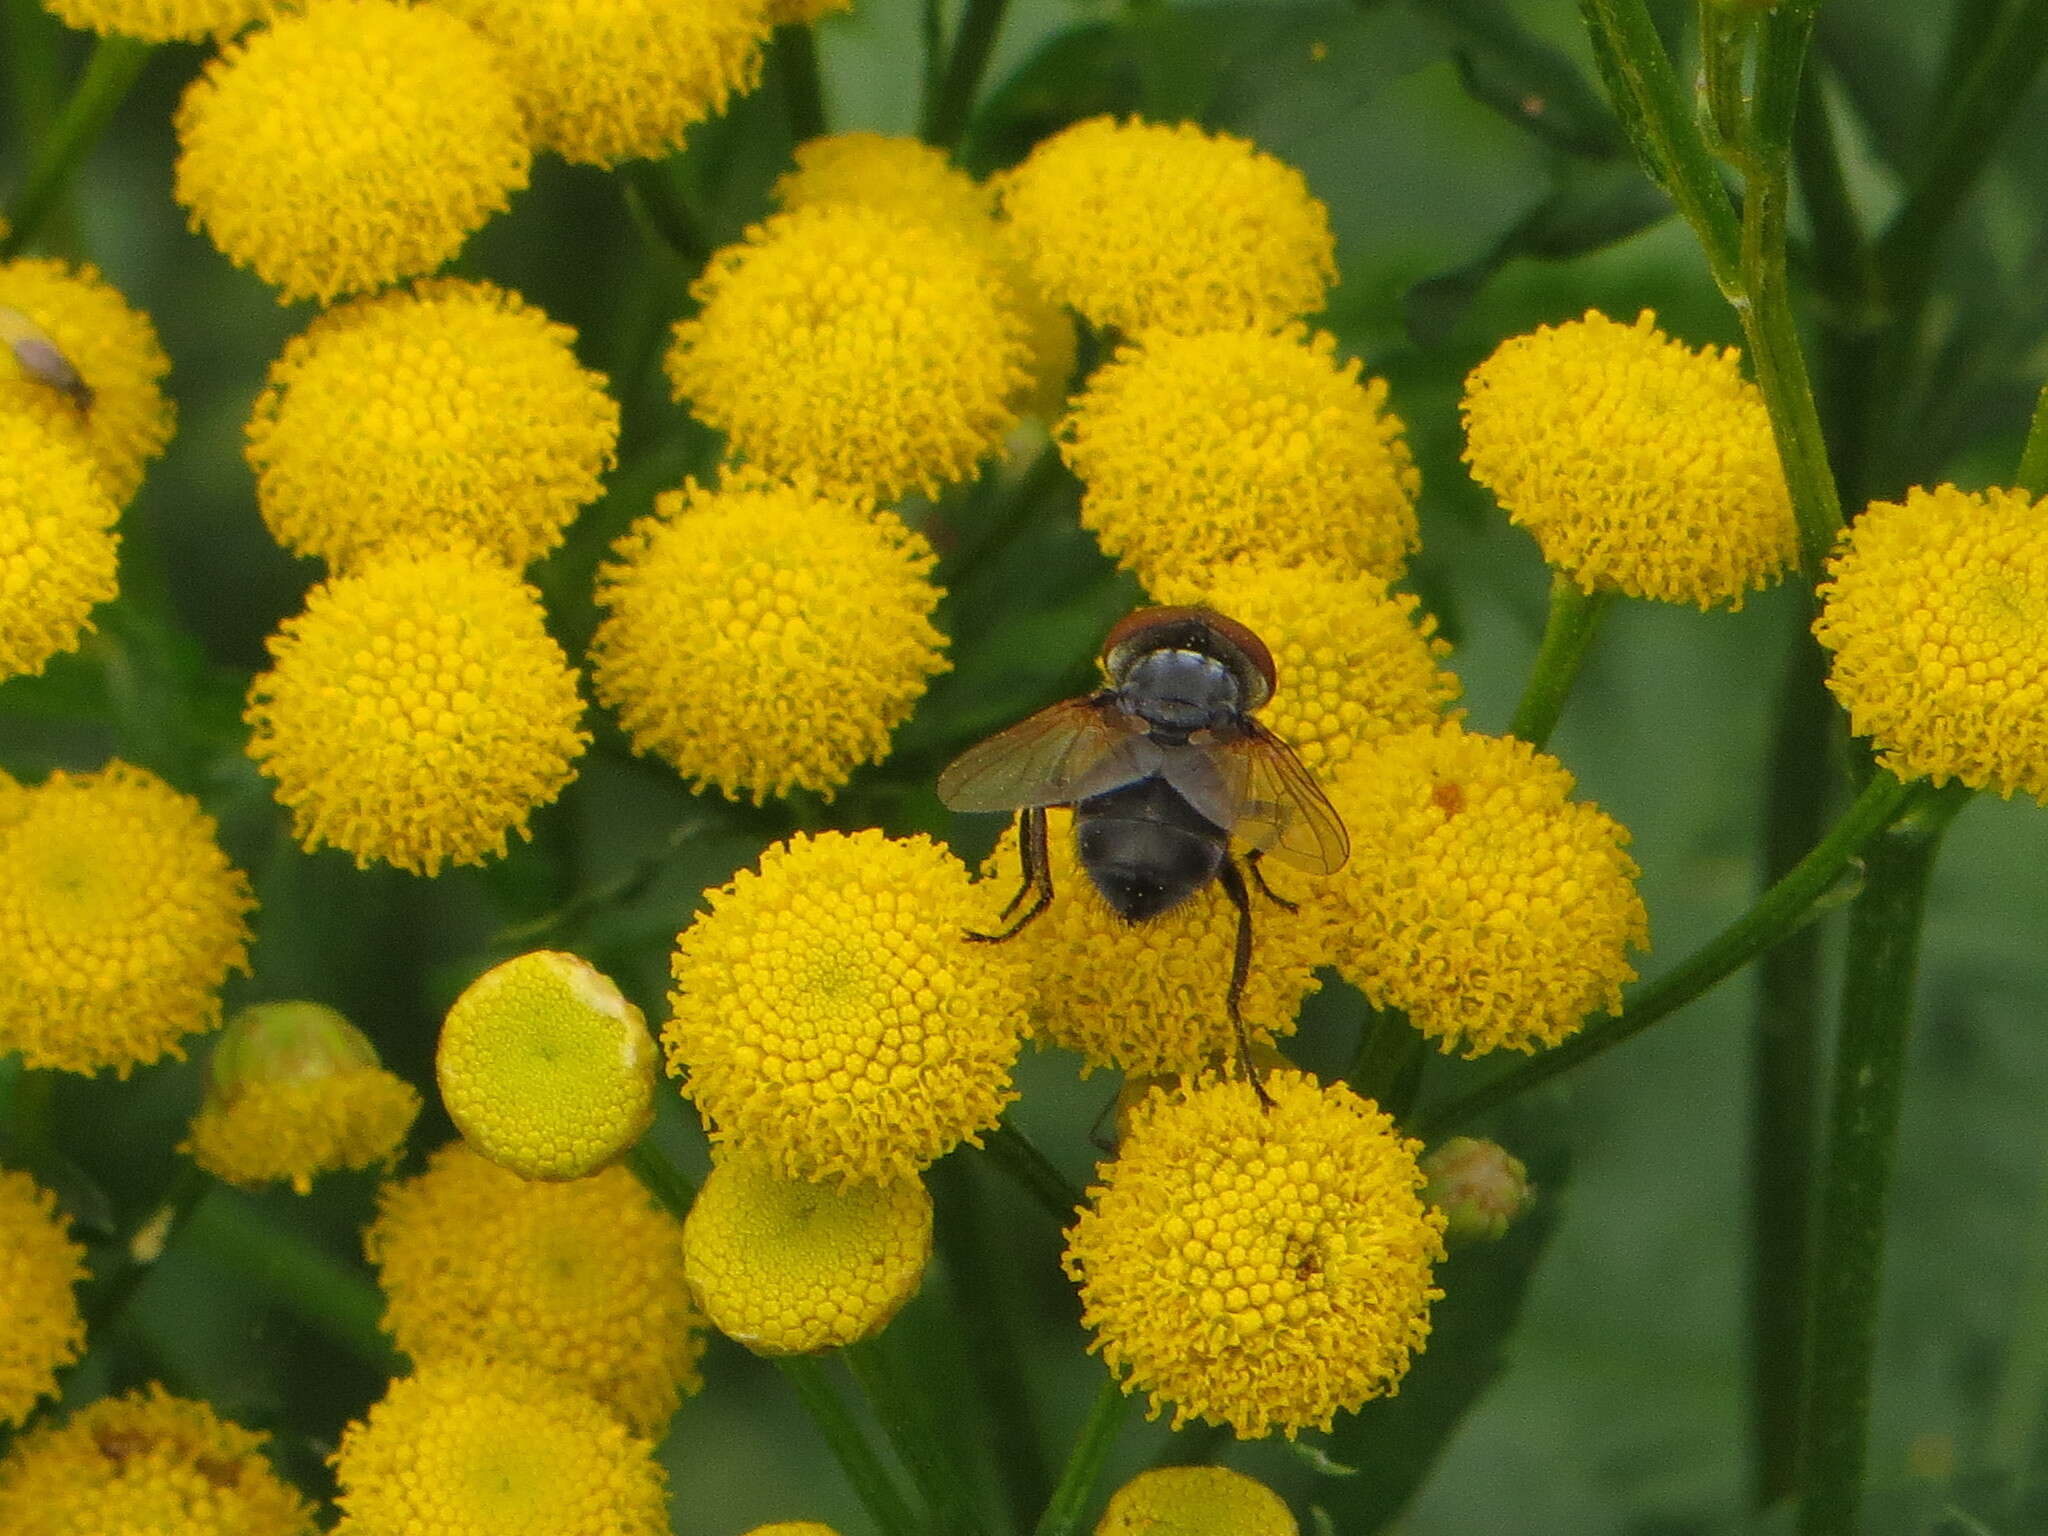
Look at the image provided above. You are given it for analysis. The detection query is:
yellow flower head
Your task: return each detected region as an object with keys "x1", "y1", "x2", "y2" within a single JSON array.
[
  {"x1": 186, "y1": 1001, "x2": 419, "y2": 1194},
  {"x1": 331, "y1": 1360, "x2": 668, "y2": 1536},
  {"x1": 437, "y1": 951, "x2": 657, "y2": 1181},
  {"x1": 0, "y1": 763, "x2": 254, "y2": 1076},
  {"x1": 592, "y1": 474, "x2": 948, "y2": 804},
  {"x1": 744, "y1": 1526, "x2": 843, "y2": 1536},
  {"x1": 1065, "y1": 1071, "x2": 1444, "y2": 1438},
  {"x1": 667, "y1": 204, "x2": 1030, "y2": 501},
  {"x1": 983, "y1": 808, "x2": 1332, "y2": 1078},
  {"x1": 1061, "y1": 327, "x2": 1420, "y2": 587},
  {"x1": 245, "y1": 537, "x2": 588, "y2": 875},
  {"x1": 683, "y1": 1147, "x2": 931, "y2": 1355},
  {"x1": 0, "y1": 1172, "x2": 85, "y2": 1429},
  {"x1": 0, "y1": 1386, "x2": 315, "y2": 1536},
  {"x1": 1149, "y1": 562, "x2": 1460, "y2": 777},
  {"x1": 1814, "y1": 484, "x2": 2048, "y2": 799},
  {"x1": 667, "y1": 829, "x2": 1026, "y2": 1184},
  {"x1": 1461, "y1": 310, "x2": 1798, "y2": 607},
  {"x1": 996, "y1": 116, "x2": 1336, "y2": 336},
  {"x1": 0, "y1": 410, "x2": 118, "y2": 682},
  {"x1": 366, "y1": 1143, "x2": 704, "y2": 1436},
  {"x1": 1322, "y1": 723, "x2": 1647, "y2": 1055},
  {"x1": 430, "y1": 0, "x2": 770, "y2": 166},
  {"x1": 247, "y1": 280, "x2": 618, "y2": 571},
  {"x1": 0, "y1": 258, "x2": 174, "y2": 501},
  {"x1": 39, "y1": 0, "x2": 275, "y2": 41},
  {"x1": 173, "y1": 0, "x2": 531, "y2": 305},
  {"x1": 1096, "y1": 1466, "x2": 1298, "y2": 1536}
]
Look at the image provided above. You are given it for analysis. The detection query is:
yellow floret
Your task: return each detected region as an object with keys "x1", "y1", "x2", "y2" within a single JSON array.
[
  {"x1": 0, "y1": 1173, "x2": 85, "y2": 1429},
  {"x1": 1096, "y1": 1466, "x2": 1298, "y2": 1535},
  {"x1": 0, "y1": 1385, "x2": 316, "y2": 1536},
  {"x1": 437, "y1": 951, "x2": 657, "y2": 1180},
  {"x1": 996, "y1": 116, "x2": 1335, "y2": 335},
  {"x1": 173, "y1": 0, "x2": 531, "y2": 304},
  {"x1": 743, "y1": 1525, "x2": 844, "y2": 1536},
  {"x1": 0, "y1": 410, "x2": 119, "y2": 682},
  {"x1": 683, "y1": 1147, "x2": 932, "y2": 1355},
  {"x1": 1461, "y1": 309, "x2": 1798, "y2": 607},
  {"x1": 667, "y1": 829, "x2": 1027, "y2": 1184},
  {"x1": 247, "y1": 280, "x2": 618, "y2": 571},
  {"x1": 591, "y1": 474, "x2": 949, "y2": 804},
  {"x1": 1815, "y1": 484, "x2": 2048, "y2": 799},
  {"x1": 39, "y1": 0, "x2": 276, "y2": 40},
  {"x1": 667, "y1": 204, "x2": 1030, "y2": 501},
  {"x1": 1066, "y1": 1071, "x2": 1444, "y2": 1438},
  {"x1": 1322, "y1": 722, "x2": 1647, "y2": 1055},
  {"x1": 1061, "y1": 327, "x2": 1420, "y2": 587},
  {"x1": 331, "y1": 1360, "x2": 669, "y2": 1536},
  {"x1": 245, "y1": 537, "x2": 588, "y2": 875},
  {"x1": 0, "y1": 762, "x2": 254, "y2": 1076},
  {"x1": 430, "y1": 0, "x2": 771, "y2": 166}
]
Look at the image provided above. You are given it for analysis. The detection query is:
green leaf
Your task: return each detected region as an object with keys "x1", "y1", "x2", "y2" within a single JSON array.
[{"x1": 1407, "y1": 0, "x2": 1626, "y2": 157}]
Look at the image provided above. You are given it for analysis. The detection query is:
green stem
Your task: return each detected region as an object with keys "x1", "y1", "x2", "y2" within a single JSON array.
[
  {"x1": 773, "y1": 24, "x2": 827, "y2": 144},
  {"x1": 937, "y1": 440, "x2": 1068, "y2": 588},
  {"x1": 619, "y1": 160, "x2": 712, "y2": 270},
  {"x1": 0, "y1": 37, "x2": 153, "y2": 261},
  {"x1": 982, "y1": 1118, "x2": 1086, "y2": 1227},
  {"x1": 923, "y1": 0, "x2": 1010, "y2": 150},
  {"x1": 81, "y1": 1160, "x2": 211, "y2": 1339},
  {"x1": 1697, "y1": 0, "x2": 1755, "y2": 163},
  {"x1": 624, "y1": 1138, "x2": 699, "y2": 1222},
  {"x1": 1349, "y1": 1008, "x2": 1423, "y2": 1111},
  {"x1": 1416, "y1": 769, "x2": 1923, "y2": 1140},
  {"x1": 1798, "y1": 786, "x2": 1969, "y2": 1536},
  {"x1": 1032, "y1": 1369, "x2": 1133, "y2": 1536},
  {"x1": 778, "y1": 1357, "x2": 925, "y2": 1536},
  {"x1": 1983, "y1": 1129, "x2": 2048, "y2": 1492},
  {"x1": 2017, "y1": 379, "x2": 2048, "y2": 497},
  {"x1": 1508, "y1": 576, "x2": 1610, "y2": 749},
  {"x1": 847, "y1": 1334, "x2": 990, "y2": 1536}
]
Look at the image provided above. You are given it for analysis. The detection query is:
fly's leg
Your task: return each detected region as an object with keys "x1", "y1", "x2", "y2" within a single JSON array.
[
  {"x1": 968, "y1": 807, "x2": 1054, "y2": 943},
  {"x1": 1245, "y1": 850, "x2": 1297, "y2": 912},
  {"x1": 1217, "y1": 857, "x2": 1275, "y2": 1109}
]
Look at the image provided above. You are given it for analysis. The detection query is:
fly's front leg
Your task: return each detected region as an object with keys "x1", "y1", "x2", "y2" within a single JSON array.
[
  {"x1": 1217, "y1": 857, "x2": 1274, "y2": 1109},
  {"x1": 968, "y1": 806, "x2": 1054, "y2": 944}
]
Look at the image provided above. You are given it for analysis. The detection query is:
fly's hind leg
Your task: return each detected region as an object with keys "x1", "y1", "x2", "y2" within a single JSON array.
[
  {"x1": 1245, "y1": 851, "x2": 1297, "y2": 912},
  {"x1": 1217, "y1": 857, "x2": 1275, "y2": 1109},
  {"x1": 967, "y1": 807, "x2": 1054, "y2": 944}
]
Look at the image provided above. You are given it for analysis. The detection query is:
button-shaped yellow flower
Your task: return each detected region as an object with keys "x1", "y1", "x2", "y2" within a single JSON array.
[
  {"x1": 1462, "y1": 309, "x2": 1798, "y2": 608},
  {"x1": 744, "y1": 1525, "x2": 844, "y2": 1536},
  {"x1": 1815, "y1": 483, "x2": 2048, "y2": 800},
  {"x1": 174, "y1": 0, "x2": 530, "y2": 304},
  {"x1": 0, "y1": 1172, "x2": 85, "y2": 1430},
  {"x1": 0, "y1": 763, "x2": 254, "y2": 1075},
  {"x1": 1097, "y1": 1466, "x2": 1298, "y2": 1535},
  {"x1": 0, "y1": 410, "x2": 118, "y2": 682},
  {"x1": 684, "y1": 1147, "x2": 932, "y2": 1355},
  {"x1": 245, "y1": 537, "x2": 588, "y2": 875},
  {"x1": 667, "y1": 829, "x2": 1027, "y2": 1184},
  {"x1": 1066, "y1": 1071, "x2": 1445, "y2": 1438},
  {"x1": 40, "y1": 0, "x2": 276, "y2": 41}
]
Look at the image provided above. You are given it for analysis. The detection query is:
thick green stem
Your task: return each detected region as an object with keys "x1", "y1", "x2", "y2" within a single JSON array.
[
  {"x1": 847, "y1": 1335, "x2": 990, "y2": 1536},
  {"x1": 1416, "y1": 769, "x2": 1922, "y2": 1140},
  {"x1": 1032, "y1": 1369, "x2": 1133, "y2": 1536},
  {"x1": 1797, "y1": 788, "x2": 1968, "y2": 1536},
  {"x1": 778, "y1": 1357, "x2": 924, "y2": 1536},
  {"x1": 1508, "y1": 576, "x2": 1610, "y2": 750},
  {"x1": 773, "y1": 25, "x2": 827, "y2": 144},
  {"x1": 982, "y1": 1118, "x2": 1086, "y2": 1227},
  {"x1": 0, "y1": 37, "x2": 152, "y2": 261},
  {"x1": 923, "y1": 0, "x2": 1010, "y2": 150},
  {"x1": 624, "y1": 1138, "x2": 699, "y2": 1221}
]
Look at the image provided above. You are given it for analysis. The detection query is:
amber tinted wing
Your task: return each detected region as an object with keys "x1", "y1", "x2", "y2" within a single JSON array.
[
  {"x1": 1224, "y1": 722, "x2": 1350, "y2": 874},
  {"x1": 937, "y1": 697, "x2": 1163, "y2": 812}
]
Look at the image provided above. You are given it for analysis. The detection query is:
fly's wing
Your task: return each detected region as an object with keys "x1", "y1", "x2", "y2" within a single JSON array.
[
  {"x1": 1221, "y1": 722, "x2": 1350, "y2": 874},
  {"x1": 937, "y1": 698, "x2": 1163, "y2": 812}
]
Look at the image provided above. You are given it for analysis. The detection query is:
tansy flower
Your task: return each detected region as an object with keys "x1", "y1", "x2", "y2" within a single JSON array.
[
  {"x1": 174, "y1": 0, "x2": 531, "y2": 305},
  {"x1": 429, "y1": 0, "x2": 771, "y2": 167},
  {"x1": 0, "y1": 763, "x2": 253, "y2": 1076},
  {"x1": 247, "y1": 280, "x2": 618, "y2": 571},
  {"x1": 666, "y1": 829, "x2": 1027, "y2": 1184},
  {"x1": 1061, "y1": 327, "x2": 1420, "y2": 588},
  {"x1": 1461, "y1": 310, "x2": 1797, "y2": 608},
  {"x1": 1815, "y1": 484, "x2": 2048, "y2": 799},
  {"x1": 1066, "y1": 1071, "x2": 1444, "y2": 1438},
  {"x1": 366, "y1": 1143, "x2": 704, "y2": 1436},
  {"x1": 0, "y1": 1172, "x2": 85, "y2": 1429},
  {"x1": 437, "y1": 951, "x2": 657, "y2": 1180},
  {"x1": 0, "y1": 1385, "x2": 315, "y2": 1535},
  {"x1": 591, "y1": 474, "x2": 948, "y2": 804},
  {"x1": 1149, "y1": 563, "x2": 1459, "y2": 776},
  {"x1": 245, "y1": 537, "x2": 588, "y2": 876},
  {"x1": 983, "y1": 808, "x2": 1332, "y2": 1078},
  {"x1": 667, "y1": 204, "x2": 1030, "y2": 501},
  {"x1": 996, "y1": 116, "x2": 1336, "y2": 336},
  {"x1": 683, "y1": 1147, "x2": 931, "y2": 1355},
  {"x1": 0, "y1": 410, "x2": 119, "y2": 682},
  {"x1": 185, "y1": 1001, "x2": 420, "y2": 1194},
  {"x1": 1322, "y1": 722, "x2": 1647, "y2": 1055},
  {"x1": 0, "y1": 258, "x2": 174, "y2": 501},
  {"x1": 1097, "y1": 1466, "x2": 1298, "y2": 1536},
  {"x1": 39, "y1": 0, "x2": 275, "y2": 41},
  {"x1": 332, "y1": 1361, "x2": 668, "y2": 1536},
  {"x1": 743, "y1": 1526, "x2": 842, "y2": 1536}
]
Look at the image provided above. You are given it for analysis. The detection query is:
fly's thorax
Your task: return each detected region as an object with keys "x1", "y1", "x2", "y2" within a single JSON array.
[{"x1": 1114, "y1": 647, "x2": 1244, "y2": 735}]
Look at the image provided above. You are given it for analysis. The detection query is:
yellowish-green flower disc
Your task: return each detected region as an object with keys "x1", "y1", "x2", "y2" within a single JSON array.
[
  {"x1": 1096, "y1": 1466, "x2": 1298, "y2": 1535},
  {"x1": 0, "y1": 1172, "x2": 85, "y2": 1429},
  {"x1": 0, "y1": 410, "x2": 118, "y2": 682}
]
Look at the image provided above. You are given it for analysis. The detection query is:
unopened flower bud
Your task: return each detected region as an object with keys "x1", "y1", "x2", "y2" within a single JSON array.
[{"x1": 1422, "y1": 1136, "x2": 1534, "y2": 1243}]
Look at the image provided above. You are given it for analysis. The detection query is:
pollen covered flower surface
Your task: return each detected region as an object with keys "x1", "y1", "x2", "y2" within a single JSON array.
[
  {"x1": 1097, "y1": 1465, "x2": 1298, "y2": 1535},
  {"x1": 247, "y1": 280, "x2": 618, "y2": 571},
  {"x1": 1815, "y1": 483, "x2": 2048, "y2": 799},
  {"x1": 667, "y1": 829, "x2": 1027, "y2": 1183},
  {"x1": 245, "y1": 537, "x2": 588, "y2": 875},
  {"x1": 0, "y1": 762, "x2": 254, "y2": 1075},
  {"x1": 173, "y1": 0, "x2": 531, "y2": 304},
  {"x1": 1322, "y1": 722, "x2": 1648, "y2": 1055},
  {"x1": 40, "y1": 0, "x2": 275, "y2": 40},
  {"x1": 1066, "y1": 1071, "x2": 1444, "y2": 1438},
  {"x1": 1062, "y1": 327, "x2": 1420, "y2": 587},
  {"x1": 0, "y1": 410, "x2": 119, "y2": 682},
  {"x1": 189, "y1": 1066, "x2": 419, "y2": 1195},
  {"x1": 0, "y1": 1172, "x2": 85, "y2": 1429},
  {"x1": 1461, "y1": 309, "x2": 1797, "y2": 607}
]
